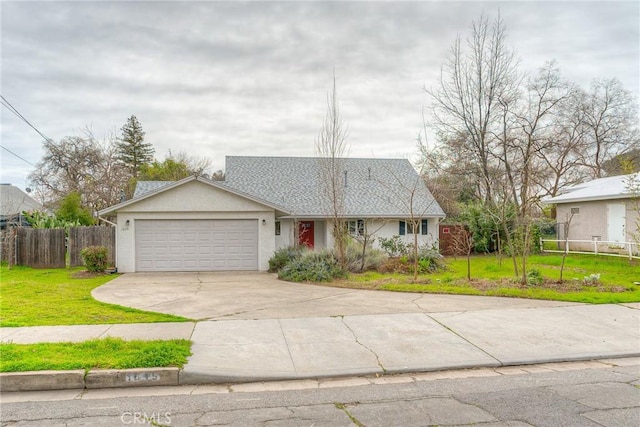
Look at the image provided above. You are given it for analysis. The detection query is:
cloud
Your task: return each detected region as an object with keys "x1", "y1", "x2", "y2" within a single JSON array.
[{"x1": 1, "y1": 1, "x2": 638, "y2": 190}]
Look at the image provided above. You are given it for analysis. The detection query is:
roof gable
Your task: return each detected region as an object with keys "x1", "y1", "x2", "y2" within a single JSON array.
[{"x1": 99, "y1": 175, "x2": 288, "y2": 215}]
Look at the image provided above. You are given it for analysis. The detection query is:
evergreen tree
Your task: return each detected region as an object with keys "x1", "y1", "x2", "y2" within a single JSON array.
[{"x1": 117, "y1": 115, "x2": 154, "y2": 178}]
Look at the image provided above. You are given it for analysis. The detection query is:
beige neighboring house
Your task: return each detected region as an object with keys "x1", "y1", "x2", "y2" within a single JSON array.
[
  {"x1": 0, "y1": 183, "x2": 43, "y2": 228},
  {"x1": 98, "y1": 156, "x2": 445, "y2": 273},
  {"x1": 543, "y1": 173, "x2": 639, "y2": 252}
]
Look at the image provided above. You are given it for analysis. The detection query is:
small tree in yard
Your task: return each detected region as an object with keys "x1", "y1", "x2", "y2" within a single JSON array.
[
  {"x1": 56, "y1": 192, "x2": 94, "y2": 226},
  {"x1": 316, "y1": 73, "x2": 349, "y2": 269},
  {"x1": 450, "y1": 225, "x2": 474, "y2": 280},
  {"x1": 559, "y1": 211, "x2": 575, "y2": 282},
  {"x1": 624, "y1": 172, "x2": 640, "y2": 254}
]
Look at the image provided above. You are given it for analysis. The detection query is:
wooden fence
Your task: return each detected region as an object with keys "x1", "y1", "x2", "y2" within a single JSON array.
[
  {"x1": 1, "y1": 226, "x2": 115, "y2": 269},
  {"x1": 68, "y1": 226, "x2": 115, "y2": 267}
]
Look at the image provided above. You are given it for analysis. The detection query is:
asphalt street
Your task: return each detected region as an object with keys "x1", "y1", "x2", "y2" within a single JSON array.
[{"x1": 2, "y1": 358, "x2": 638, "y2": 426}]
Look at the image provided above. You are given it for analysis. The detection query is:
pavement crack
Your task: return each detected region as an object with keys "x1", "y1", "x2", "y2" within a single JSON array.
[
  {"x1": 340, "y1": 316, "x2": 387, "y2": 374},
  {"x1": 411, "y1": 294, "x2": 424, "y2": 311},
  {"x1": 425, "y1": 313, "x2": 503, "y2": 366},
  {"x1": 334, "y1": 402, "x2": 365, "y2": 427},
  {"x1": 278, "y1": 318, "x2": 298, "y2": 374}
]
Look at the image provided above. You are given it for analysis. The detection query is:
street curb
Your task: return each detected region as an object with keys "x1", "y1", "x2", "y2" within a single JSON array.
[
  {"x1": 0, "y1": 368, "x2": 179, "y2": 392},
  {"x1": 0, "y1": 370, "x2": 85, "y2": 392},
  {"x1": 2, "y1": 354, "x2": 639, "y2": 392}
]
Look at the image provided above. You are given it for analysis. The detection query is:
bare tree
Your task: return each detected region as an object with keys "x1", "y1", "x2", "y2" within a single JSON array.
[
  {"x1": 579, "y1": 78, "x2": 639, "y2": 178},
  {"x1": 559, "y1": 211, "x2": 575, "y2": 282},
  {"x1": 28, "y1": 130, "x2": 129, "y2": 212},
  {"x1": 169, "y1": 150, "x2": 213, "y2": 178},
  {"x1": 428, "y1": 13, "x2": 520, "y2": 204},
  {"x1": 450, "y1": 225, "x2": 474, "y2": 280},
  {"x1": 316, "y1": 72, "x2": 349, "y2": 267}
]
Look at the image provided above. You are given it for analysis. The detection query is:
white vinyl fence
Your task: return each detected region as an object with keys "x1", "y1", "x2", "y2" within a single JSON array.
[{"x1": 540, "y1": 238, "x2": 639, "y2": 260}]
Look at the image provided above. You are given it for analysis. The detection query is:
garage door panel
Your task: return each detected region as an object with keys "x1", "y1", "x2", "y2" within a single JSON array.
[{"x1": 135, "y1": 219, "x2": 258, "y2": 272}]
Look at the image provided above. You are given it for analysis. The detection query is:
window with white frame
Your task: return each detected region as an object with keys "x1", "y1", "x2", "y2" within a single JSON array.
[{"x1": 348, "y1": 219, "x2": 365, "y2": 237}]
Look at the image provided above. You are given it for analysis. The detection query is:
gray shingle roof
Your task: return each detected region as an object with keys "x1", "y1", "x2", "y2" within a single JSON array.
[
  {"x1": 222, "y1": 156, "x2": 445, "y2": 218},
  {"x1": 131, "y1": 157, "x2": 446, "y2": 218},
  {"x1": 0, "y1": 184, "x2": 43, "y2": 216},
  {"x1": 133, "y1": 181, "x2": 173, "y2": 198}
]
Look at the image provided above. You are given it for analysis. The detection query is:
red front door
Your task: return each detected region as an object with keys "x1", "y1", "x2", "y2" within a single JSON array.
[{"x1": 298, "y1": 221, "x2": 315, "y2": 249}]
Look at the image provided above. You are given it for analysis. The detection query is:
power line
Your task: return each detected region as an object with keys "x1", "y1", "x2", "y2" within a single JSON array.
[
  {"x1": 1, "y1": 144, "x2": 34, "y2": 166},
  {"x1": 0, "y1": 95, "x2": 55, "y2": 144}
]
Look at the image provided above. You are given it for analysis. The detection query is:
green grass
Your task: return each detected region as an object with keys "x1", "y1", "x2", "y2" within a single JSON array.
[
  {"x1": 337, "y1": 254, "x2": 640, "y2": 304},
  {"x1": 0, "y1": 265, "x2": 190, "y2": 327},
  {"x1": 0, "y1": 338, "x2": 192, "y2": 372}
]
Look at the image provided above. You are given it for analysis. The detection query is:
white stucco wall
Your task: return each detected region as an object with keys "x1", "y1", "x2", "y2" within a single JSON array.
[
  {"x1": 255, "y1": 216, "x2": 443, "y2": 263},
  {"x1": 114, "y1": 181, "x2": 275, "y2": 272},
  {"x1": 556, "y1": 198, "x2": 639, "y2": 251}
]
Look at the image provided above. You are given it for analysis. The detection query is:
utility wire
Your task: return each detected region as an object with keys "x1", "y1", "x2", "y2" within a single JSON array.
[
  {"x1": 1, "y1": 144, "x2": 34, "y2": 166},
  {"x1": 0, "y1": 95, "x2": 54, "y2": 143}
]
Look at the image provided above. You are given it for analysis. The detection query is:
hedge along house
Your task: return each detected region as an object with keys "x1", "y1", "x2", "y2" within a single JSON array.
[
  {"x1": 98, "y1": 156, "x2": 445, "y2": 273},
  {"x1": 542, "y1": 173, "x2": 639, "y2": 253}
]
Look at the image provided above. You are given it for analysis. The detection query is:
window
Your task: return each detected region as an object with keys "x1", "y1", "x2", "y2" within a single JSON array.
[
  {"x1": 421, "y1": 219, "x2": 428, "y2": 235},
  {"x1": 401, "y1": 220, "x2": 422, "y2": 235},
  {"x1": 348, "y1": 219, "x2": 364, "y2": 237},
  {"x1": 275, "y1": 221, "x2": 281, "y2": 236},
  {"x1": 570, "y1": 207, "x2": 580, "y2": 215}
]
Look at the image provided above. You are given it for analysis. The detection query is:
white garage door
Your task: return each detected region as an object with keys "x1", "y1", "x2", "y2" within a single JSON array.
[{"x1": 135, "y1": 219, "x2": 258, "y2": 272}]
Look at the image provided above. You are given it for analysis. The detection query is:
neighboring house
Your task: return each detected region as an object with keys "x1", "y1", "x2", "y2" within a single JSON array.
[
  {"x1": 99, "y1": 156, "x2": 445, "y2": 272},
  {"x1": 0, "y1": 184, "x2": 43, "y2": 228},
  {"x1": 542, "y1": 173, "x2": 639, "y2": 250}
]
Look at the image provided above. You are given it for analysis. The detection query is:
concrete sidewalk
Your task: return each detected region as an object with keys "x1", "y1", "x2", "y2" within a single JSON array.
[
  {"x1": 180, "y1": 303, "x2": 640, "y2": 383},
  {"x1": 3, "y1": 303, "x2": 638, "y2": 390}
]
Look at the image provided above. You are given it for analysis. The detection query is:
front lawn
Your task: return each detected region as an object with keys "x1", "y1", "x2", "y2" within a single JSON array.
[
  {"x1": 334, "y1": 254, "x2": 640, "y2": 304},
  {"x1": 0, "y1": 265, "x2": 190, "y2": 327},
  {"x1": 0, "y1": 338, "x2": 192, "y2": 372}
]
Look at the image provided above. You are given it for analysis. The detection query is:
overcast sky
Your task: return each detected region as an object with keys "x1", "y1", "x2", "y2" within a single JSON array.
[{"x1": 1, "y1": 0, "x2": 639, "y2": 191}]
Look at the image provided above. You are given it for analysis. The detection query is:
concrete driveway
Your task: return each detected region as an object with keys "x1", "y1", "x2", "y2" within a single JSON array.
[{"x1": 92, "y1": 272, "x2": 579, "y2": 320}]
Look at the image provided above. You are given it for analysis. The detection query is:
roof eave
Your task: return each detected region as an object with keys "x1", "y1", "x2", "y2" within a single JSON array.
[{"x1": 541, "y1": 193, "x2": 632, "y2": 205}]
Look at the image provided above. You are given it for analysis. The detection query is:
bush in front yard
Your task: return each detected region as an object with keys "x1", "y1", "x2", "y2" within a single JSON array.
[
  {"x1": 344, "y1": 240, "x2": 387, "y2": 273},
  {"x1": 278, "y1": 250, "x2": 346, "y2": 282},
  {"x1": 80, "y1": 246, "x2": 109, "y2": 272},
  {"x1": 268, "y1": 246, "x2": 308, "y2": 272}
]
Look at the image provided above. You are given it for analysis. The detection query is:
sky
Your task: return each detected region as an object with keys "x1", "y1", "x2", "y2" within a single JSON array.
[{"x1": 1, "y1": 0, "x2": 639, "y2": 192}]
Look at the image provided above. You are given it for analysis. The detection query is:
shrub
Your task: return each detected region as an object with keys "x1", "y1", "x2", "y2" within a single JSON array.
[
  {"x1": 268, "y1": 246, "x2": 307, "y2": 273},
  {"x1": 278, "y1": 250, "x2": 346, "y2": 282},
  {"x1": 378, "y1": 245, "x2": 445, "y2": 275},
  {"x1": 81, "y1": 246, "x2": 109, "y2": 272},
  {"x1": 344, "y1": 239, "x2": 387, "y2": 273},
  {"x1": 378, "y1": 236, "x2": 409, "y2": 257},
  {"x1": 412, "y1": 246, "x2": 446, "y2": 273},
  {"x1": 526, "y1": 268, "x2": 544, "y2": 286}
]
